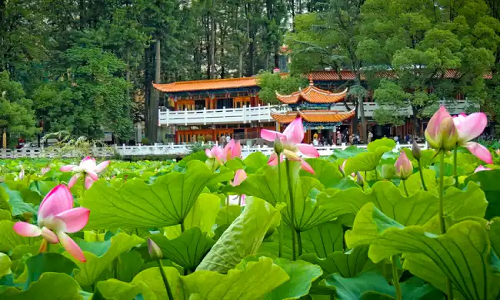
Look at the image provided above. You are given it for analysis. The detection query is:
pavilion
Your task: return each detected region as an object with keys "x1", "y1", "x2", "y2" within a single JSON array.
[{"x1": 271, "y1": 80, "x2": 356, "y2": 144}]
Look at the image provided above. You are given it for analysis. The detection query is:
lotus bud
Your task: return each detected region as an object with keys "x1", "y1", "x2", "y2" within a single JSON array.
[
  {"x1": 356, "y1": 172, "x2": 364, "y2": 187},
  {"x1": 274, "y1": 135, "x2": 284, "y2": 154},
  {"x1": 412, "y1": 140, "x2": 421, "y2": 160},
  {"x1": 147, "y1": 238, "x2": 163, "y2": 260},
  {"x1": 338, "y1": 160, "x2": 346, "y2": 177},
  {"x1": 496, "y1": 149, "x2": 500, "y2": 156},
  {"x1": 425, "y1": 106, "x2": 458, "y2": 151},
  {"x1": 395, "y1": 152, "x2": 413, "y2": 180},
  {"x1": 381, "y1": 164, "x2": 395, "y2": 180}
]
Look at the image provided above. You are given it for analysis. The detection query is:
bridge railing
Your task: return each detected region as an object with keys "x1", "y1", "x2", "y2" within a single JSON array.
[{"x1": 0, "y1": 142, "x2": 427, "y2": 159}]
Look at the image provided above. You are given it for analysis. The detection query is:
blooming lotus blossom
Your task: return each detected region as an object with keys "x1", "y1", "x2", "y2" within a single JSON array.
[
  {"x1": 474, "y1": 165, "x2": 491, "y2": 173},
  {"x1": 260, "y1": 118, "x2": 319, "y2": 174},
  {"x1": 60, "y1": 157, "x2": 110, "y2": 189},
  {"x1": 453, "y1": 112, "x2": 492, "y2": 164},
  {"x1": 229, "y1": 169, "x2": 247, "y2": 206},
  {"x1": 395, "y1": 151, "x2": 413, "y2": 180},
  {"x1": 205, "y1": 139, "x2": 242, "y2": 163},
  {"x1": 13, "y1": 184, "x2": 90, "y2": 262},
  {"x1": 425, "y1": 106, "x2": 458, "y2": 151}
]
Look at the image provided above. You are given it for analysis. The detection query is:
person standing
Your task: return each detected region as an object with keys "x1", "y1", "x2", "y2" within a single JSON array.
[
  {"x1": 368, "y1": 131, "x2": 373, "y2": 143},
  {"x1": 226, "y1": 134, "x2": 231, "y2": 144}
]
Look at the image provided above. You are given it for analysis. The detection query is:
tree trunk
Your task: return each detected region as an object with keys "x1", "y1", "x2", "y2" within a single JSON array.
[
  {"x1": 149, "y1": 39, "x2": 160, "y2": 143},
  {"x1": 143, "y1": 46, "x2": 150, "y2": 140},
  {"x1": 238, "y1": 50, "x2": 244, "y2": 78},
  {"x1": 356, "y1": 75, "x2": 367, "y2": 143},
  {"x1": 126, "y1": 49, "x2": 131, "y2": 102},
  {"x1": 209, "y1": 0, "x2": 216, "y2": 79}
]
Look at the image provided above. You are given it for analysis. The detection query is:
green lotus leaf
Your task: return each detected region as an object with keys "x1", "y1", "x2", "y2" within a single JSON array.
[
  {"x1": 82, "y1": 160, "x2": 233, "y2": 229},
  {"x1": 321, "y1": 272, "x2": 442, "y2": 300},
  {"x1": 96, "y1": 278, "x2": 156, "y2": 300},
  {"x1": 346, "y1": 204, "x2": 500, "y2": 300},
  {"x1": 367, "y1": 138, "x2": 396, "y2": 153},
  {"x1": 1, "y1": 273, "x2": 81, "y2": 300},
  {"x1": 264, "y1": 258, "x2": 322, "y2": 300},
  {"x1": 69, "y1": 233, "x2": 144, "y2": 288},
  {"x1": 150, "y1": 227, "x2": 215, "y2": 272},
  {"x1": 0, "y1": 220, "x2": 40, "y2": 252},
  {"x1": 196, "y1": 197, "x2": 281, "y2": 273}
]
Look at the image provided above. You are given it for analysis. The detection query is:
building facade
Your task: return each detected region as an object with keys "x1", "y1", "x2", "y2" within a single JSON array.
[{"x1": 153, "y1": 70, "x2": 480, "y2": 144}]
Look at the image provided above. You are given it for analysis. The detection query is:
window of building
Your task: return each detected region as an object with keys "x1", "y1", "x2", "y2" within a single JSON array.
[{"x1": 217, "y1": 98, "x2": 233, "y2": 109}]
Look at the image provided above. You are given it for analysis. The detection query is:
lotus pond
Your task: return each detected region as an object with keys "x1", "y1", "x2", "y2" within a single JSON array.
[{"x1": 0, "y1": 133, "x2": 500, "y2": 300}]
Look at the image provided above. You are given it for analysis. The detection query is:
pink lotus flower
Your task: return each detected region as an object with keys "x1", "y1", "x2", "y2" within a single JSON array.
[
  {"x1": 13, "y1": 185, "x2": 90, "y2": 262},
  {"x1": 60, "y1": 157, "x2": 110, "y2": 189},
  {"x1": 425, "y1": 106, "x2": 458, "y2": 151},
  {"x1": 395, "y1": 151, "x2": 413, "y2": 179},
  {"x1": 224, "y1": 139, "x2": 242, "y2": 161},
  {"x1": 260, "y1": 118, "x2": 319, "y2": 174},
  {"x1": 474, "y1": 165, "x2": 491, "y2": 173},
  {"x1": 41, "y1": 167, "x2": 51, "y2": 175},
  {"x1": 205, "y1": 140, "x2": 242, "y2": 163},
  {"x1": 496, "y1": 149, "x2": 500, "y2": 156},
  {"x1": 453, "y1": 112, "x2": 492, "y2": 164},
  {"x1": 229, "y1": 169, "x2": 247, "y2": 206}
]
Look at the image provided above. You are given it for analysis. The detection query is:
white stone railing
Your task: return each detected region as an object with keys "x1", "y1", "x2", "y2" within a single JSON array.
[
  {"x1": 158, "y1": 100, "x2": 477, "y2": 125},
  {"x1": 0, "y1": 142, "x2": 427, "y2": 159},
  {"x1": 158, "y1": 104, "x2": 283, "y2": 126}
]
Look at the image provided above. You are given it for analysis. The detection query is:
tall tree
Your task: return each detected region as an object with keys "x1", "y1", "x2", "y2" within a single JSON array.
[
  {"x1": 287, "y1": 0, "x2": 369, "y2": 141},
  {"x1": 0, "y1": 71, "x2": 37, "y2": 146},
  {"x1": 359, "y1": 0, "x2": 499, "y2": 134}
]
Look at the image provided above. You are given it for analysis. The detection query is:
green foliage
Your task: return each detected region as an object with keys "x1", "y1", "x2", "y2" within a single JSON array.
[
  {"x1": 0, "y1": 72, "x2": 37, "y2": 145},
  {"x1": 257, "y1": 71, "x2": 308, "y2": 104},
  {"x1": 1, "y1": 137, "x2": 500, "y2": 299}
]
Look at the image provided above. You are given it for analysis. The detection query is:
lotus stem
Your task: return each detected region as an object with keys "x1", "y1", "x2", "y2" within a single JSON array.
[
  {"x1": 438, "y1": 151, "x2": 445, "y2": 234},
  {"x1": 391, "y1": 255, "x2": 402, "y2": 300},
  {"x1": 180, "y1": 222, "x2": 185, "y2": 233},
  {"x1": 453, "y1": 145, "x2": 458, "y2": 188},
  {"x1": 238, "y1": 195, "x2": 242, "y2": 206},
  {"x1": 296, "y1": 230, "x2": 303, "y2": 257},
  {"x1": 402, "y1": 179, "x2": 409, "y2": 197},
  {"x1": 417, "y1": 159, "x2": 427, "y2": 191},
  {"x1": 285, "y1": 159, "x2": 297, "y2": 260},
  {"x1": 157, "y1": 260, "x2": 174, "y2": 300},
  {"x1": 277, "y1": 156, "x2": 284, "y2": 258},
  {"x1": 439, "y1": 151, "x2": 453, "y2": 300}
]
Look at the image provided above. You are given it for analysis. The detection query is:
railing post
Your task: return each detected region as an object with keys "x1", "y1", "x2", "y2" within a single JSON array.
[
  {"x1": 258, "y1": 104, "x2": 261, "y2": 123},
  {"x1": 243, "y1": 105, "x2": 247, "y2": 124},
  {"x1": 267, "y1": 103, "x2": 271, "y2": 121},
  {"x1": 223, "y1": 106, "x2": 226, "y2": 119},
  {"x1": 184, "y1": 108, "x2": 188, "y2": 126},
  {"x1": 166, "y1": 108, "x2": 169, "y2": 126},
  {"x1": 203, "y1": 107, "x2": 206, "y2": 125}
]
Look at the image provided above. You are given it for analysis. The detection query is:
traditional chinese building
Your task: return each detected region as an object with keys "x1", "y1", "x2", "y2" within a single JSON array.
[
  {"x1": 152, "y1": 70, "x2": 479, "y2": 145},
  {"x1": 271, "y1": 80, "x2": 356, "y2": 144},
  {"x1": 153, "y1": 77, "x2": 276, "y2": 144}
]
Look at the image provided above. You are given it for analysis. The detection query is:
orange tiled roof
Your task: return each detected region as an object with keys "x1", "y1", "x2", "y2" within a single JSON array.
[
  {"x1": 153, "y1": 77, "x2": 257, "y2": 93},
  {"x1": 276, "y1": 86, "x2": 348, "y2": 104},
  {"x1": 271, "y1": 110, "x2": 355, "y2": 124},
  {"x1": 309, "y1": 69, "x2": 492, "y2": 80}
]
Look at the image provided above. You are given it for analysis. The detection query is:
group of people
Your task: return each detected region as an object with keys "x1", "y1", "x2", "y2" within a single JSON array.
[
  {"x1": 312, "y1": 130, "x2": 372, "y2": 146},
  {"x1": 218, "y1": 134, "x2": 232, "y2": 147},
  {"x1": 311, "y1": 131, "x2": 416, "y2": 146}
]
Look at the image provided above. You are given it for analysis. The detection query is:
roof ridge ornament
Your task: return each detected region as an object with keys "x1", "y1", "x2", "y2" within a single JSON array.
[{"x1": 309, "y1": 74, "x2": 314, "y2": 86}]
